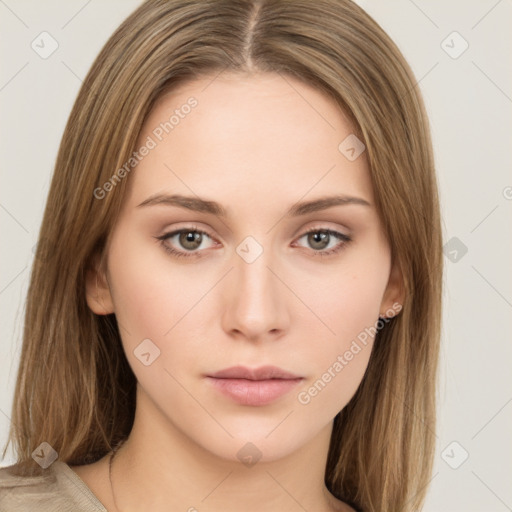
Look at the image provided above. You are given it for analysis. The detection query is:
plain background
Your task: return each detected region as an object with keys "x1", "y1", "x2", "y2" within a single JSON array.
[{"x1": 1, "y1": 1, "x2": 511, "y2": 510}]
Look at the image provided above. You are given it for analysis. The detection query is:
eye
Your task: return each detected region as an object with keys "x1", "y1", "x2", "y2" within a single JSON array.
[
  {"x1": 155, "y1": 225, "x2": 352, "y2": 260},
  {"x1": 155, "y1": 225, "x2": 216, "y2": 259},
  {"x1": 294, "y1": 227, "x2": 352, "y2": 257}
]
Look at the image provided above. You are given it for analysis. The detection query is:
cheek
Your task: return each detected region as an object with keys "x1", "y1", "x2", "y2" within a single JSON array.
[
  {"x1": 304, "y1": 247, "x2": 389, "y2": 345},
  {"x1": 294, "y1": 250, "x2": 389, "y2": 413},
  {"x1": 106, "y1": 220, "x2": 390, "y2": 426},
  {"x1": 106, "y1": 232, "x2": 200, "y2": 359},
  {"x1": 105, "y1": 236, "x2": 208, "y2": 407},
  {"x1": 294, "y1": 291, "x2": 378, "y2": 421}
]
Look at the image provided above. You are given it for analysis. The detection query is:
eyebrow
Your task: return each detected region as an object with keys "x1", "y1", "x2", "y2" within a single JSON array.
[{"x1": 136, "y1": 193, "x2": 371, "y2": 217}]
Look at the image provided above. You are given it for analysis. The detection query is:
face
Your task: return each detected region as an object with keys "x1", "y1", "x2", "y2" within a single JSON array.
[{"x1": 87, "y1": 71, "x2": 402, "y2": 463}]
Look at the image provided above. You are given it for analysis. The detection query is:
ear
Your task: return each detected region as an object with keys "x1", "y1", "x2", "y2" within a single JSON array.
[
  {"x1": 85, "y1": 252, "x2": 115, "y2": 315},
  {"x1": 379, "y1": 259, "x2": 405, "y2": 319}
]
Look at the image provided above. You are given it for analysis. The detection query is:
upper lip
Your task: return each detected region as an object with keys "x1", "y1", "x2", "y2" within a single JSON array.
[{"x1": 207, "y1": 365, "x2": 302, "y2": 381}]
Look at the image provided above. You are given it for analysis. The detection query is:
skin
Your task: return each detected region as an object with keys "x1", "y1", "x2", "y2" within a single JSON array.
[{"x1": 72, "y1": 71, "x2": 403, "y2": 512}]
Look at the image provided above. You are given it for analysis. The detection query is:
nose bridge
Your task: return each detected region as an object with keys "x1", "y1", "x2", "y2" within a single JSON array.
[
  {"x1": 225, "y1": 234, "x2": 287, "y2": 338},
  {"x1": 235, "y1": 235, "x2": 277, "y2": 307}
]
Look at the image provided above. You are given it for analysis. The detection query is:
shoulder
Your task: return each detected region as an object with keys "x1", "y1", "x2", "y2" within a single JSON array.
[
  {"x1": 0, "y1": 461, "x2": 107, "y2": 512},
  {"x1": 0, "y1": 462, "x2": 57, "y2": 511}
]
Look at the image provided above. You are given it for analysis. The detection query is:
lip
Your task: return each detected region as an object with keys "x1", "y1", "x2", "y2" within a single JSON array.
[
  {"x1": 206, "y1": 365, "x2": 304, "y2": 406},
  {"x1": 208, "y1": 365, "x2": 301, "y2": 380}
]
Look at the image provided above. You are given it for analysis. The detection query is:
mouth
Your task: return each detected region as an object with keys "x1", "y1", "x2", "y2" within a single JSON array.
[{"x1": 205, "y1": 365, "x2": 304, "y2": 406}]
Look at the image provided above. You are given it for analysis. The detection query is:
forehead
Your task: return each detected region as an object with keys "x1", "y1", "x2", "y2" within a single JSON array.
[{"x1": 126, "y1": 71, "x2": 374, "y2": 213}]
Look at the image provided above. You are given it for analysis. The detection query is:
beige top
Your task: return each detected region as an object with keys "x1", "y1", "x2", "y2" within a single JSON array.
[{"x1": 0, "y1": 461, "x2": 107, "y2": 512}]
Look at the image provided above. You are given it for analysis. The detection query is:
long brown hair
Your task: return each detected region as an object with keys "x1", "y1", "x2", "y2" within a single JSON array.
[{"x1": 3, "y1": 1, "x2": 443, "y2": 510}]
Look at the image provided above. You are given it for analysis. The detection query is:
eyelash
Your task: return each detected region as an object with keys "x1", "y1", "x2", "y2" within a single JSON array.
[{"x1": 155, "y1": 225, "x2": 352, "y2": 260}]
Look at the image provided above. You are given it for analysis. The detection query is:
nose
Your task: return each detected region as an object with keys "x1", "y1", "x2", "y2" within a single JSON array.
[{"x1": 221, "y1": 242, "x2": 290, "y2": 343}]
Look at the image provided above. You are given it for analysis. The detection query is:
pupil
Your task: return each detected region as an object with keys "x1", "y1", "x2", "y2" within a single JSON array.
[
  {"x1": 310, "y1": 231, "x2": 328, "y2": 249},
  {"x1": 180, "y1": 231, "x2": 201, "y2": 249}
]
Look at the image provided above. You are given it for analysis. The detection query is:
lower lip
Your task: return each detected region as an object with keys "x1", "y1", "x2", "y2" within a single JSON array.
[{"x1": 206, "y1": 377, "x2": 303, "y2": 406}]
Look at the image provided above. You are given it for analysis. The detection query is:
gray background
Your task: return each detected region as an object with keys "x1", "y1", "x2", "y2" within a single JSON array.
[{"x1": 1, "y1": 1, "x2": 511, "y2": 510}]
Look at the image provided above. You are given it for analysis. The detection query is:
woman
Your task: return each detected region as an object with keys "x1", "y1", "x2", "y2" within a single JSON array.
[{"x1": 0, "y1": 1, "x2": 443, "y2": 511}]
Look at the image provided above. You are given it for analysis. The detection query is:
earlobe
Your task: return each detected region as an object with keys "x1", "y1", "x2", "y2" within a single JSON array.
[
  {"x1": 379, "y1": 260, "x2": 405, "y2": 319},
  {"x1": 84, "y1": 254, "x2": 115, "y2": 315}
]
